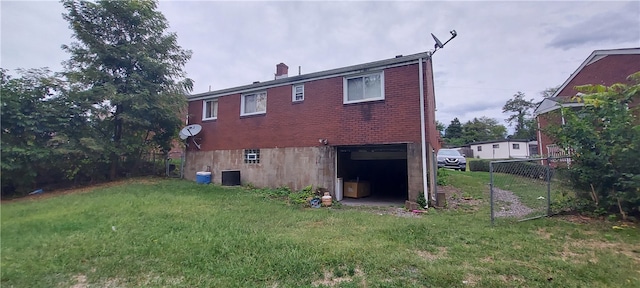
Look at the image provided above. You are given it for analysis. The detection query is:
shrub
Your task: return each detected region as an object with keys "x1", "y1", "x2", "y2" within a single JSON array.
[{"x1": 469, "y1": 159, "x2": 490, "y2": 172}]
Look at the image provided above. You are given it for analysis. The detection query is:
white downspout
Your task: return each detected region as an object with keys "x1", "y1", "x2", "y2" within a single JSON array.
[{"x1": 418, "y1": 58, "x2": 429, "y2": 208}]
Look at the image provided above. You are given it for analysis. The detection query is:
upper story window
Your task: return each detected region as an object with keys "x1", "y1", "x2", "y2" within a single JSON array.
[
  {"x1": 512, "y1": 143, "x2": 520, "y2": 149},
  {"x1": 292, "y1": 84, "x2": 304, "y2": 102},
  {"x1": 241, "y1": 91, "x2": 267, "y2": 116},
  {"x1": 202, "y1": 99, "x2": 218, "y2": 120},
  {"x1": 343, "y1": 71, "x2": 384, "y2": 104}
]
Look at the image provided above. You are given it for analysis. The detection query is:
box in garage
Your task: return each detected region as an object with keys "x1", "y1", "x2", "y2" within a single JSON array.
[{"x1": 343, "y1": 181, "x2": 370, "y2": 198}]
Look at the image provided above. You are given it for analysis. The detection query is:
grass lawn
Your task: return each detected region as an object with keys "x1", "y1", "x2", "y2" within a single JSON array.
[{"x1": 2, "y1": 174, "x2": 639, "y2": 287}]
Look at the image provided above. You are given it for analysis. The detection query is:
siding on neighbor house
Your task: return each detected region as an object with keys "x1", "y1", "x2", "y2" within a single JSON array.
[{"x1": 470, "y1": 141, "x2": 531, "y2": 159}]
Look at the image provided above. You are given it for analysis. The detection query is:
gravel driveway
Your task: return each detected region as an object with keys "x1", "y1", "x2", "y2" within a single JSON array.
[{"x1": 493, "y1": 188, "x2": 535, "y2": 218}]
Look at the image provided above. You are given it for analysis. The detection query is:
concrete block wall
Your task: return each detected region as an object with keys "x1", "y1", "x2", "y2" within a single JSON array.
[{"x1": 185, "y1": 146, "x2": 334, "y2": 193}]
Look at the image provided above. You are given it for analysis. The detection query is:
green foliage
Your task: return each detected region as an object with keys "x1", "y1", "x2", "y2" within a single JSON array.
[
  {"x1": 503, "y1": 91, "x2": 538, "y2": 140},
  {"x1": 462, "y1": 117, "x2": 507, "y2": 143},
  {"x1": 437, "y1": 168, "x2": 450, "y2": 186},
  {"x1": 469, "y1": 159, "x2": 491, "y2": 172},
  {"x1": 444, "y1": 117, "x2": 463, "y2": 139},
  {"x1": 547, "y1": 71, "x2": 640, "y2": 219},
  {"x1": 444, "y1": 117, "x2": 507, "y2": 146},
  {"x1": 416, "y1": 192, "x2": 427, "y2": 208},
  {"x1": 61, "y1": 0, "x2": 193, "y2": 179}
]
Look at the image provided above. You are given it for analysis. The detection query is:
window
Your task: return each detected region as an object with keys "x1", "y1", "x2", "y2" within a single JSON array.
[
  {"x1": 477, "y1": 146, "x2": 482, "y2": 152},
  {"x1": 343, "y1": 72, "x2": 384, "y2": 104},
  {"x1": 292, "y1": 84, "x2": 304, "y2": 102},
  {"x1": 241, "y1": 91, "x2": 267, "y2": 116},
  {"x1": 244, "y1": 149, "x2": 260, "y2": 164},
  {"x1": 492, "y1": 144, "x2": 500, "y2": 149},
  {"x1": 202, "y1": 99, "x2": 218, "y2": 120},
  {"x1": 512, "y1": 143, "x2": 520, "y2": 150}
]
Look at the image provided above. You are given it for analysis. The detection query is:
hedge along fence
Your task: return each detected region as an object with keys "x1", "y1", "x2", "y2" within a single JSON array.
[{"x1": 469, "y1": 159, "x2": 550, "y2": 180}]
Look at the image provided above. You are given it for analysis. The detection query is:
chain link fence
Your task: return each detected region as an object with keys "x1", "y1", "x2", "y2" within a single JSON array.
[{"x1": 490, "y1": 157, "x2": 572, "y2": 224}]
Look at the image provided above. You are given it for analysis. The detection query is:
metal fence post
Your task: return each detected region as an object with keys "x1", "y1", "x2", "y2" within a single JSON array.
[
  {"x1": 490, "y1": 161, "x2": 494, "y2": 225},
  {"x1": 546, "y1": 157, "x2": 551, "y2": 217}
]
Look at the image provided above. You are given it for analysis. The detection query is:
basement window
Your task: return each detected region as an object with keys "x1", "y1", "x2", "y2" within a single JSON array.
[
  {"x1": 241, "y1": 91, "x2": 267, "y2": 116},
  {"x1": 292, "y1": 84, "x2": 304, "y2": 102},
  {"x1": 343, "y1": 71, "x2": 384, "y2": 104},
  {"x1": 202, "y1": 99, "x2": 218, "y2": 120},
  {"x1": 244, "y1": 149, "x2": 260, "y2": 164}
]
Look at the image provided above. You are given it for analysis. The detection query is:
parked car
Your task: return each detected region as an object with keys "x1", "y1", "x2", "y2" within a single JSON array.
[{"x1": 437, "y1": 149, "x2": 467, "y2": 171}]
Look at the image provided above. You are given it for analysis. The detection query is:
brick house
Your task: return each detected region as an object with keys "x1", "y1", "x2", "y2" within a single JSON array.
[
  {"x1": 184, "y1": 52, "x2": 441, "y2": 203},
  {"x1": 534, "y1": 47, "x2": 640, "y2": 157}
]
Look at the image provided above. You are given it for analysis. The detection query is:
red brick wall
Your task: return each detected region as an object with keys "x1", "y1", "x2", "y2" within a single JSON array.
[
  {"x1": 537, "y1": 110, "x2": 562, "y2": 156},
  {"x1": 557, "y1": 54, "x2": 640, "y2": 98},
  {"x1": 187, "y1": 64, "x2": 430, "y2": 151}
]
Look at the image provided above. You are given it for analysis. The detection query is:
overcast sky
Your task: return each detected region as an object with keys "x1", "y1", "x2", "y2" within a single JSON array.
[{"x1": 2, "y1": 0, "x2": 639, "y2": 129}]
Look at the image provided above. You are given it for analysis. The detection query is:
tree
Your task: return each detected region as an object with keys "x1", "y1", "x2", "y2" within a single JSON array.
[
  {"x1": 540, "y1": 86, "x2": 560, "y2": 98},
  {"x1": 502, "y1": 91, "x2": 537, "y2": 140},
  {"x1": 547, "y1": 72, "x2": 640, "y2": 219},
  {"x1": 444, "y1": 118, "x2": 463, "y2": 139},
  {"x1": 462, "y1": 117, "x2": 507, "y2": 143},
  {"x1": 61, "y1": 0, "x2": 193, "y2": 179},
  {"x1": 436, "y1": 120, "x2": 446, "y2": 136},
  {"x1": 1, "y1": 67, "x2": 109, "y2": 196}
]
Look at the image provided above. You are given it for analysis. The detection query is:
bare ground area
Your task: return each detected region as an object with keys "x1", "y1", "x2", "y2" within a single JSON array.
[{"x1": 1, "y1": 177, "x2": 162, "y2": 204}]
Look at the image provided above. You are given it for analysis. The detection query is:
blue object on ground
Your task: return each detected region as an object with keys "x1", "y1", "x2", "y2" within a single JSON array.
[
  {"x1": 310, "y1": 198, "x2": 321, "y2": 208},
  {"x1": 196, "y1": 172, "x2": 211, "y2": 184},
  {"x1": 29, "y1": 189, "x2": 44, "y2": 195}
]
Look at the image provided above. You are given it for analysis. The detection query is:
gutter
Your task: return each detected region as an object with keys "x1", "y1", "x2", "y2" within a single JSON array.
[{"x1": 418, "y1": 57, "x2": 429, "y2": 208}]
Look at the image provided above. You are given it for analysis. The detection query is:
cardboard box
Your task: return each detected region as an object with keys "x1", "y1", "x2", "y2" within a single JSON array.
[{"x1": 343, "y1": 181, "x2": 370, "y2": 198}]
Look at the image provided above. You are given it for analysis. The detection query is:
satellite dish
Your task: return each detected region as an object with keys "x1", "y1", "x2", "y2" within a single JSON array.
[
  {"x1": 181, "y1": 124, "x2": 202, "y2": 137},
  {"x1": 431, "y1": 33, "x2": 444, "y2": 49},
  {"x1": 180, "y1": 124, "x2": 202, "y2": 150}
]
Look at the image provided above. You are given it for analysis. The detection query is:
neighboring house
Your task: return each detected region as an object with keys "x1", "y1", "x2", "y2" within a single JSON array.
[
  {"x1": 184, "y1": 52, "x2": 441, "y2": 203},
  {"x1": 535, "y1": 47, "x2": 640, "y2": 157},
  {"x1": 468, "y1": 139, "x2": 537, "y2": 159}
]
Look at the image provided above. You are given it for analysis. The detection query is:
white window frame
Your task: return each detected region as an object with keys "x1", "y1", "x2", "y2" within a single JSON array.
[
  {"x1": 240, "y1": 91, "x2": 267, "y2": 116},
  {"x1": 492, "y1": 144, "x2": 500, "y2": 149},
  {"x1": 292, "y1": 84, "x2": 304, "y2": 102},
  {"x1": 343, "y1": 71, "x2": 385, "y2": 104},
  {"x1": 477, "y1": 146, "x2": 482, "y2": 152},
  {"x1": 202, "y1": 99, "x2": 218, "y2": 120},
  {"x1": 512, "y1": 143, "x2": 520, "y2": 150}
]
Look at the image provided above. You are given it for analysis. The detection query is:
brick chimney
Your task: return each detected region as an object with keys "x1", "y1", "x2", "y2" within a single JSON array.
[{"x1": 275, "y1": 63, "x2": 288, "y2": 79}]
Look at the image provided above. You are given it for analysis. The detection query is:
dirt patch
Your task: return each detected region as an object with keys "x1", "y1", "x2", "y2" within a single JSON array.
[
  {"x1": 70, "y1": 274, "x2": 87, "y2": 288},
  {"x1": 1, "y1": 177, "x2": 163, "y2": 204},
  {"x1": 536, "y1": 228, "x2": 552, "y2": 239},
  {"x1": 437, "y1": 185, "x2": 482, "y2": 211},
  {"x1": 312, "y1": 267, "x2": 364, "y2": 287},
  {"x1": 416, "y1": 247, "x2": 447, "y2": 261},
  {"x1": 463, "y1": 274, "x2": 481, "y2": 286}
]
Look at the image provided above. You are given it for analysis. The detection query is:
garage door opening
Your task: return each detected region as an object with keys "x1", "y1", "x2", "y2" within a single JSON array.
[{"x1": 336, "y1": 144, "x2": 408, "y2": 204}]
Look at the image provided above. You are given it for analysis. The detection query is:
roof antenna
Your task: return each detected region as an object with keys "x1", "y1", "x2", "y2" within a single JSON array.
[{"x1": 429, "y1": 30, "x2": 457, "y2": 56}]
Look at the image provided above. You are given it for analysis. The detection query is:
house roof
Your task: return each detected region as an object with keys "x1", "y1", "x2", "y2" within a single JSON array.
[
  {"x1": 534, "y1": 47, "x2": 640, "y2": 115},
  {"x1": 467, "y1": 139, "x2": 532, "y2": 146},
  {"x1": 186, "y1": 51, "x2": 431, "y2": 101},
  {"x1": 550, "y1": 47, "x2": 640, "y2": 99}
]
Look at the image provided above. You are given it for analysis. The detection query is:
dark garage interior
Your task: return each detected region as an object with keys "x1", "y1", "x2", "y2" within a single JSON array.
[{"x1": 336, "y1": 144, "x2": 408, "y2": 202}]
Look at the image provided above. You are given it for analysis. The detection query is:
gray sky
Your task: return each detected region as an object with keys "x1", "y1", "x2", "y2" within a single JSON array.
[{"x1": 2, "y1": 0, "x2": 639, "y2": 129}]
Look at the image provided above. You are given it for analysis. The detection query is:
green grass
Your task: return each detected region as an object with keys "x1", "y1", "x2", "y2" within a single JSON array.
[{"x1": 2, "y1": 176, "x2": 639, "y2": 287}]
